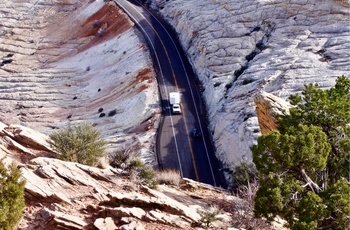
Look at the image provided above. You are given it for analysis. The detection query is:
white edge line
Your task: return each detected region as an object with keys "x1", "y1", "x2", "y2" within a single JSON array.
[
  {"x1": 116, "y1": 0, "x2": 184, "y2": 177},
  {"x1": 136, "y1": 1, "x2": 217, "y2": 186}
]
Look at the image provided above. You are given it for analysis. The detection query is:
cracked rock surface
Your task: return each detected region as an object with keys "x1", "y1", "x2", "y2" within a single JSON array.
[
  {"x1": 0, "y1": 122, "x2": 284, "y2": 229},
  {"x1": 0, "y1": 0, "x2": 160, "y2": 161},
  {"x1": 150, "y1": 0, "x2": 350, "y2": 169}
]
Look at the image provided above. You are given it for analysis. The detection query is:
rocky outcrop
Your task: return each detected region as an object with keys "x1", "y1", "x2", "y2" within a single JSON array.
[
  {"x1": 0, "y1": 116, "x2": 284, "y2": 229},
  {"x1": 4, "y1": 124, "x2": 54, "y2": 152},
  {"x1": 254, "y1": 91, "x2": 292, "y2": 134},
  {"x1": 149, "y1": 0, "x2": 350, "y2": 169},
  {"x1": 94, "y1": 217, "x2": 118, "y2": 230},
  {"x1": 17, "y1": 154, "x2": 219, "y2": 229},
  {"x1": 19, "y1": 156, "x2": 238, "y2": 229},
  {"x1": 0, "y1": 122, "x2": 56, "y2": 163}
]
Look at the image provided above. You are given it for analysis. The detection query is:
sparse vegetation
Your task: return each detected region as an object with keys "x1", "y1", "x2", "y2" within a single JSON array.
[
  {"x1": 48, "y1": 122, "x2": 106, "y2": 166},
  {"x1": 245, "y1": 51, "x2": 257, "y2": 62},
  {"x1": 92, "y1": 20, "x2": 100, "y2": 28},
  {"x1": 108, "y1": 109, "x2": 117, "y2": 117},
  {"x1": 109, "y1": 147, "x2": 134, "y2": 168},
  {"x1": 229, "y1": 160, "x2": 263, "y2": 229},
  {"x1": 225, "y1": 82, "x2": 233, "y2": 90},
  {"x1": 138, "y1": 165, "x2": 157, "y2": 189},
  {"x1": 128, "y1": 158, "x2": 158, "y2": 189},
  {"x1": 156, "y1": 169, "x2": 181, "y2": 186},
  {"x1": 199, "y1": 205, "x2": 222, "y2": 228},
  {"x1": 232, "y1": 160, "x2": 258, "y2": 189},
  {"x1": 0, "y1": 161, "x2": 25, "y2": 230}
]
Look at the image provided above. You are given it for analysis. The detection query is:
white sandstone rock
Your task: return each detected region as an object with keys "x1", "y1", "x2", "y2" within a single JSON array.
[{"x1": 151, "y1": 0, "x2": 350, "y2": 169}]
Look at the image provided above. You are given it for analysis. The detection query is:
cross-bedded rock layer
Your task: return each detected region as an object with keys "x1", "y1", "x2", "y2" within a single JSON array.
[
  {"x1": 150, "y1": 0, "x2": 350, "y2": 169},
  {"x1": 0, "y1": 0, "x2": 160, "y2": 160}
]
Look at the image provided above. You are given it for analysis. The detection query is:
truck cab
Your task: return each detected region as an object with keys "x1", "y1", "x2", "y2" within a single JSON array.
[{"x1": 172, "y1": 103, "x2": 181, "y2": 114}]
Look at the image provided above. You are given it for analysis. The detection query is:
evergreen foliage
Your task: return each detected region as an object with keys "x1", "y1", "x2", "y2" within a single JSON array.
[
  {"x1": 48, "y1": 122, "x2": 106, "y2": 166},
  {"x1": 128, "y1": 158, "x2": 158, "y2": 189},
  {"x1": 199, "y1": 205, "x2": 221, "y2": 228},
  {"x1": 252, "y1": 76, "x2": 350, "y2": 229},
  {"x1": 138, "y1": 165, "x2": 157, "y2": 189},
  {"x1": 0, "y1": 161, "x2": 25, "y2": 230},
  {"x1": 232, "y1": 160, "x2": 258, "y2": 188}
]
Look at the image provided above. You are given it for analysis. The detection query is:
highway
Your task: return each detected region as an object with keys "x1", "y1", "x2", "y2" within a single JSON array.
[{"x1": 114, "y1": 0, "x2": 225, "y2": 188}]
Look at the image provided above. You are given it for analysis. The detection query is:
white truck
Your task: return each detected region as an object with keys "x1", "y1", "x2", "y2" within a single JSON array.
[{"x1": 169, "y1": 92, "x2": 181, "y2": 114}]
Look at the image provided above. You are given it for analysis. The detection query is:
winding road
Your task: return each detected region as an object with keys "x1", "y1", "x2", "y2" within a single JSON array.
[{"x1": 114, "y1": 0, "x2": 225, "y2": 188}]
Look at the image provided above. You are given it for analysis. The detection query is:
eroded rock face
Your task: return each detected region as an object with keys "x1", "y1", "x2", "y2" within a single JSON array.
[
  {"x1": 254, "y1": 91, "x2": 292, "y2": 135},
  {"x1": 0, "y1": 0, "x2": 160, "y2": 162},
  {"x1": 0, "y1": 125, "x2": 280, "y2": 229},
  {"x1": 18, "y1": 155, "x2": 237, "y2": 229},
  {"x1": 0, "y1": 124, "x2": 233, "y2": 229},
  {"x1": 150, "y1": 0, "x2": 350, "y2": 168}
]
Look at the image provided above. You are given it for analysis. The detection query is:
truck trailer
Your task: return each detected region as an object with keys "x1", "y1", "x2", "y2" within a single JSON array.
[{"x1": 169, "y1": 92, "x2": 181, "y2": 114}]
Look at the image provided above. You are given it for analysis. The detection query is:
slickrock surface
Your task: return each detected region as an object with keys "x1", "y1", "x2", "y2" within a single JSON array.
[
  {"x1": 150, "y1": 0, "x2": 350, "y2": 169},
  {"x1": 0, "y1": 0, "x2": 160, "y2": 161}
]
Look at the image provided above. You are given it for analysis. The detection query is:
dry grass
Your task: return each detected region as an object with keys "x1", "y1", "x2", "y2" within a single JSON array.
[{"x1": 156, "y1": 169, "x2": 182, "y2": 186}]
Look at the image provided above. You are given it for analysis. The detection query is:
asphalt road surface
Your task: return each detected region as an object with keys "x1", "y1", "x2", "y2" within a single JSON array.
[{"x1": 114, "y1": 0, "x2": 226, "y2": 188}]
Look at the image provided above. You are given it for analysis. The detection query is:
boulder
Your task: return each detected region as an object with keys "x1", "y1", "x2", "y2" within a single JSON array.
[
  {"x1": 94, "y1": 217, "x2": 118, "y2": 230},
  {"x1": 34, "y1": 208, "x2": 87, "y2": 230},
  {"x1": 146, "y1": 210, "x2": 191, "y2": 228},
  {"x1": 119, "y1": 220, "x2": 145, "y2": 230},
  {"x1": 102, "y1": 207, "x2": 146, "y2": 220},
  {"x1": 21, "y1": 167, "x2": 72, "y2": 204},
  {"x1": 20, "y1": 157, "x2": 119, "y2": 204},
  {"x1": 143, "y1": 186, "x2": 202, "y2": 221},
  {"x1": 254, "y1": 91, "x2": 292, "y2": 134},
  {"x1": 50, "y1": 210, "x2": 87, "y2": 229}
]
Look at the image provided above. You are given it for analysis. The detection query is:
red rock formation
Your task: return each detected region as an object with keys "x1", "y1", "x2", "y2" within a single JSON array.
[{"x1": 254, "y1": 91, "x2": 292, "y2": 134}]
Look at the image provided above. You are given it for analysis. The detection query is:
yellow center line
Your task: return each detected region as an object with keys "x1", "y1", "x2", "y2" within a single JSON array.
[{"x1": 121, "y1": 1, "x2": 199, "y2": 181}]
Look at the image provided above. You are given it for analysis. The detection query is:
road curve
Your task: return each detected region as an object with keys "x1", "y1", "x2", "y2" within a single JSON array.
[{"x1": 114, "y1": 0, "x2": 226, "y2": 188}]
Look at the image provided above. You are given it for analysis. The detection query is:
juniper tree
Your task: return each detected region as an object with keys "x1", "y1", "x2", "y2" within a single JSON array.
[
  {"x1": 252, "y1": 76, "x2": 350, "y2": 229},
  {"x1": 0, "y1": 161, "x2": 25, "y2": 230}
]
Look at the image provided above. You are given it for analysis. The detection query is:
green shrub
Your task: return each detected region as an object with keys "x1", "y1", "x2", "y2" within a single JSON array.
[
  {"x1": 128, "y1": 158, "x2": 157, "y2": 189},
  {"x1": 129, "y1": 158, "x2": 144, "y2": 169},
  {"x1": 199, "y1": 205, "x2": 221, "y2": 228},
  {"x1": 48, "y1": 122, "x2": 106, "y2": 166},
  {"x1": 139, "y1": 165, "x2": 157, "y2": 189},
  {"x1": 232, "y1": 160, "x2": 258, "y2": 189},
  {"x1": 109, "y1": 148, "x2": 132, "y2": 168},
  {"x1": 0, "y1": 161, "x2": 25, "y2": 230}
]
